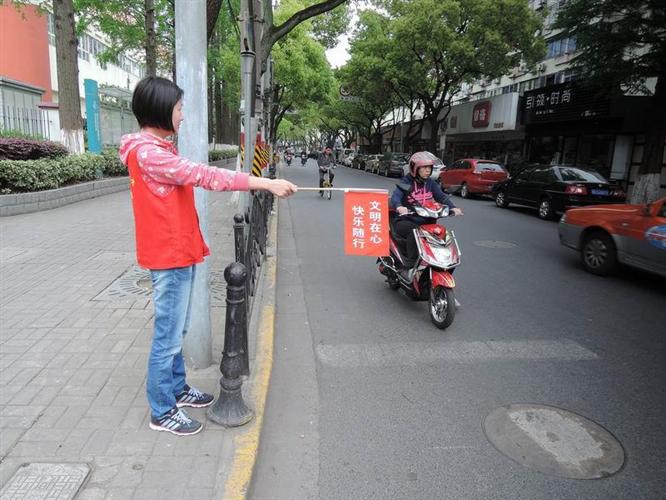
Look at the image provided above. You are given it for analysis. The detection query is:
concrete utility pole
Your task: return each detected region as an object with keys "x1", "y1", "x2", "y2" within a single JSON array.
[
  {"x1": 240, "y1": 0, "x2": 256, "y2": 179},
  {"x1": 175, "y1": 0, "x2": 212, "y2": 368}
]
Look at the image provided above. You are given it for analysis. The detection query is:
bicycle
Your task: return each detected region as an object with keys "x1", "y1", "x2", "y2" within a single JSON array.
[{"x1": 320, "y1": 166, "x2": 334, "y2": 200}]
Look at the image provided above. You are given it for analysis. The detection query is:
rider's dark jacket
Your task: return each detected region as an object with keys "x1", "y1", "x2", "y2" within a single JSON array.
[
  {"x1": 317, "y1": 152, "x2": 335, "y2": 171},
  {"x1": 390, "y1": 174, "x2": 456, "y2": 224}
]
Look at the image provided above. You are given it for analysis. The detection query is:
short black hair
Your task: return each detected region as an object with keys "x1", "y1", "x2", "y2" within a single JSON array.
[{"x1": 131, "y1": 76, "x2": 183, "y2": 132}]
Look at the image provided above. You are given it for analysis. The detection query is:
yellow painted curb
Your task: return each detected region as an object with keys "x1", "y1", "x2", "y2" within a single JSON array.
[{"x1": 223, "y1": 202, "x2": 279, "y2": 500}]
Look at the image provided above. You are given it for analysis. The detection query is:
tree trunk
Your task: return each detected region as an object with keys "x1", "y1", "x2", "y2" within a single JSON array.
[
  {"x1": 53, "y1": 0, "x2": 84, "y2": 153},
  {"x1": 207, "y1": 75, "x2": 214, "y2": 144},
  {"x1": 428, "y1": 115, "x2": 439, "y2": 153},
  {"x1": 206, "y1": 0, "x2": 223, "y2": 43},
  {"x1": 214, "y1": 78, "x2": 223, "y2": 145},
  {"x1": 630, "y1": 76, "x2": 665, "y2": 204},
  {"x1": 143, "y1": 0, "x2": 157, "y2": 76}
]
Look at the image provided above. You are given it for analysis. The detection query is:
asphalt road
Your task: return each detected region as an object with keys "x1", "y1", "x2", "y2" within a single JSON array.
[{"x1": 252, "y1": 160, "x2": 666, "y2": 500}]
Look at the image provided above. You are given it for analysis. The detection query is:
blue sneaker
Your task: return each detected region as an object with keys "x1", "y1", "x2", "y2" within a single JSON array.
[
  {"x1": 149, "y1": 407, "x2": 202, "y2": 436},
  {"x1": 176, "y1": 384, "x2": 214, "y2": 408}
]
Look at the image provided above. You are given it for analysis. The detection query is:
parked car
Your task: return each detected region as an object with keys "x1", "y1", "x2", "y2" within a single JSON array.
[
  {"x1": 352, "y1": 154, "x2": 368, "y2": 170},
  {"x1": 439, "y1": 159, "x2": 508, "y2": 198},
  {"x1": 558, "y1": 197, "x2": 666, "y2": 278},
  {"x1": 430, "y1": 159, "x2": 447, "y2": 181},
  {"x1": 493, "y1": 164, "x2": 626, "y2": 220},
  {"x1": 378, "y1": 153, "x2": 410, "y2": 177},
  {"x1": 401, "y1": 155, "x2": 446, "y2": 180},
  {"x1": 365, "y1": 154, "x2": 383, "y2": 174},
  {"x1": 343, "y1": 152, "x2": 356, "y2": 167}
]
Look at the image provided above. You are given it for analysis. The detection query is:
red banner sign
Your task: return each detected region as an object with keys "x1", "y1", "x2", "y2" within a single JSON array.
[
  {"x1": 472, "y1": 101, "x2": 491, "y2": 128},
  {"x1": 344, "y1": 191, "x2": 389, "y2": 256}
]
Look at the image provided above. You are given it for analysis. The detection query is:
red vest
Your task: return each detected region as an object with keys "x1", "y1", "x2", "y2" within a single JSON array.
[{"x1": 126, "y1": 149, "x2": 209, "y2": 269}]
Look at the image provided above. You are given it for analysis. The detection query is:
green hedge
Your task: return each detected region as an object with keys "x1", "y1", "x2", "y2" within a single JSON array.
[
  {"x1": 0, "y1": 149, "x2": 127, "y2": 194},
  {"x1": 0, "y1": 147, "x2": 240, "y2": 194},
  {"x1": 209, "y1": 148, "x2": 238, "y2": 161}
]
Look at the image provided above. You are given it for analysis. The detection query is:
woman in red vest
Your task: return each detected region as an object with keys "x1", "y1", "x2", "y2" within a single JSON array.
[{"x1": 120, "y1": 76, "x2": 296, "y2": 436}]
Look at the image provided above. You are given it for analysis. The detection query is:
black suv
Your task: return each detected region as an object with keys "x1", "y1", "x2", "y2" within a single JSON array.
[{"x1": 493, "y1": 164, "x2": 625, "y2": 220}]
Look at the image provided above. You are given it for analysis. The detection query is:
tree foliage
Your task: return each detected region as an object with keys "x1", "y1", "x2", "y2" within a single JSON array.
[
  {"x1": 267, "y1": 0, "x2": 337, "y2": 143},
  {"x1": 555, "y1": 0, "x2": 665, "y2": 95},
  {"x1": 359, "y1": 0, "x2": 545, "y2": 151},
  {"x1": 555, "y1": 0, "x2": 665, "y2": 202},
  {"x1": 260, "y1": 0, "x2": 349, "y2": 70}
]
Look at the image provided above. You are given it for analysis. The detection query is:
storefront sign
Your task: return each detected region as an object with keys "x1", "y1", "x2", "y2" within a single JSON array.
[
  {"x1": 445, "y1": 93, "x2": 519, "y2": 135},
  {"x1": 472, "y1": 101, "x2": 491, "y2": 128},
  {"x1": 522, "y1": 83, "x2": 610, "y2": 124}
]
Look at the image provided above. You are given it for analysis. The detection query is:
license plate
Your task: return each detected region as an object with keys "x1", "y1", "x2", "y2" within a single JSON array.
[{"x1": 591, "y1": 189, "x2": 608, "y2": 196}]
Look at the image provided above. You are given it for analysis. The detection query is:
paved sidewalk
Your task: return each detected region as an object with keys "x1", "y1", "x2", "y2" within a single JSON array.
[{"x1": 0, "y1": 187, "x2": 263, "y2": 499}]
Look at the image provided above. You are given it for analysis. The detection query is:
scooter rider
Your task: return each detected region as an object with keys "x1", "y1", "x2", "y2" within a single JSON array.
[
  {"x1": 317, "y1": 143, "x2": 335, "y2": 194},
  {"x1": 390, "y1": 151, "x2": 463, "y2": 281}
]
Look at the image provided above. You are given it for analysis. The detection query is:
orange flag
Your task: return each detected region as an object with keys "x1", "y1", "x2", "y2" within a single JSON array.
[{"x1": 344, "y1": 191, "x2": 390, "y2": 256}]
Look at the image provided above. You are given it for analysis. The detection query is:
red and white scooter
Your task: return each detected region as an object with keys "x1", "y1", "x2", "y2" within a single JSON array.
[{"x1": 377, "y1": 202, "x2": 462, "y2": 329}]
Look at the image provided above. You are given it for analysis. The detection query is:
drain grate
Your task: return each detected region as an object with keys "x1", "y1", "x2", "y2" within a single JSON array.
[
  {"x1": 93, "y1": 265, "x2": 226, "y2": 305},
  {"x1": 473, "y1": 240, "x2": 517, "y2": 249},
  {"x1": 0, "y1": 463, "x2": 90, "y2": 500}
]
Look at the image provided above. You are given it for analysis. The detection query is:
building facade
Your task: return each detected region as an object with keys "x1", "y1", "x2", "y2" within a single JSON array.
[
  {"x1": 0, "y1": 2, "x2": 143, "y2": 144},
  {"x1": 437, "y1": 0, "x2": 665, "y2": 197}
]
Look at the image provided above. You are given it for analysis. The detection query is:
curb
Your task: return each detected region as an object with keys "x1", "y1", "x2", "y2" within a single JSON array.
[
  {"x1": 222, "y1": 201, "x2": 279, "y2": 500},
  {"x1": 0, "y1": 177, "x2": 129, "y2": 216}
]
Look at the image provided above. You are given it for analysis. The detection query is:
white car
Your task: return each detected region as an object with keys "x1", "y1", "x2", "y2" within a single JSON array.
[
  {"x1": 402, "y1": 157, "x2": 446, "y2": 179},
  {"x1": 343, "y1": 153, "x2": 355, "y2": 167}
]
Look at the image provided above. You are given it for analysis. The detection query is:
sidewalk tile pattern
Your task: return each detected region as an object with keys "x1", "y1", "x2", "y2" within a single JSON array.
[{"x1": 1, "y1": 189, "x2": 243, "y2": 498}]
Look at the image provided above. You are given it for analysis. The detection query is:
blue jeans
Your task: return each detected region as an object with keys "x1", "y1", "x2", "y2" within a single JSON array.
[{"x1": 147, "y1": 265, "x2": 196, "y2": 418}]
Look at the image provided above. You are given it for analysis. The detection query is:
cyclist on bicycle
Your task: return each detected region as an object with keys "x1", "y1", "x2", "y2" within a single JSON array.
[{"x1": 317, "y1": 144, "x2": 336, "y2": 194}]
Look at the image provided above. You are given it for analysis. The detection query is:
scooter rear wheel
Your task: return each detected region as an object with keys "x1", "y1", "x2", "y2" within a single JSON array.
[{"x1": 429, "y1": 286, "x2": 455, "y2": 329}]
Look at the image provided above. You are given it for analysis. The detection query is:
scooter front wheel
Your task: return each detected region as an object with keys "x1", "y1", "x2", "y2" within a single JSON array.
[{"x1": 429, "y1": 286, "x2": 455, "y2": 329}]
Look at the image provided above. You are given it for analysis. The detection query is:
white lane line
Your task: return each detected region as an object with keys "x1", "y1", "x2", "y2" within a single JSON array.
[{"x1": 315, "y1": 340, "x2": 598, "y2": 368}]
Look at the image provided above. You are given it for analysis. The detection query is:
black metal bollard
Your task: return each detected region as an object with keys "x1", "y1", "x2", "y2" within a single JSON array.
[
  {"x1": 233, "y1": 213, "x2": 245, "y2": 265},
  {"x1": 233, "y1": 212, "x2": 250, "y2": 375},
  {"x1": 207, "y1": 262, "x2": 254, "y2": 427}
]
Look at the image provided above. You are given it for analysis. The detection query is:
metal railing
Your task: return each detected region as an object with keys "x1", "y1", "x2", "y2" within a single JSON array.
[
  {"x1": 0, "y1": 105, "x2": 51, "y2": 139},
  {"x1": 232, "y1": 190, "x2": 274, "y2": 374}
]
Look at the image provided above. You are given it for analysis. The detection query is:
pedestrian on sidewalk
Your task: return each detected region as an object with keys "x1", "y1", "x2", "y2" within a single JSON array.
[{"x1": 119, "y1": 76, "x2": 296, "y2": 436}]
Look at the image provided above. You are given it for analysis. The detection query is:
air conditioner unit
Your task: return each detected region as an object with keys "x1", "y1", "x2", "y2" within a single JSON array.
[{"x1": 537, "y1": 63, "x2": 547, "y2": 72}]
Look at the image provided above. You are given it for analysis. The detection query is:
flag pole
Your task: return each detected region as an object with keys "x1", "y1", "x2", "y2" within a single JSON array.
[{"x1": 296, "y1": 188, "x2": 389, "y2": 193}]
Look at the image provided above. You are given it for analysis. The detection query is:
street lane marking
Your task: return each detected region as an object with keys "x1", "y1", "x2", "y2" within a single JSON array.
[{"x1": 315, "y1": 340, "x2": 598, "y2": 368}]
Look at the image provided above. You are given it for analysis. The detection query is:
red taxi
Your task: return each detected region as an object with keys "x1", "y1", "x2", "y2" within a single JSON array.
[{"x1": 558, "y1": 198, "x2": 666, "y2": 277}]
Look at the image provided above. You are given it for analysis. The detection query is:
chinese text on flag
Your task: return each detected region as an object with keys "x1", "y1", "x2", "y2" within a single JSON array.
[{"x1": 344, "y1": 191, "x2": 389, "y2": 256}]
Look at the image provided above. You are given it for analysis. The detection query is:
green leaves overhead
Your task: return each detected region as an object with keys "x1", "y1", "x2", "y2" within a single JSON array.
[
  {"x1": 555, "y1": 0, "x2": 666, "y2": 95},
  {"x1": 343, "y1": 0, "x2": 545, "y2": 150},
  {"x1": 269, "y1": 0, "x2": 338, "y2": 142}
]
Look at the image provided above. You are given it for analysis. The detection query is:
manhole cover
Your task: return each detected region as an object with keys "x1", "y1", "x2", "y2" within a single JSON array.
[
  {"x1": 0, "y1": 463, "x2": 90, "y2": 499},
  {"x1": 473, "y1": 240, "x2": 517, "y2": 248},
  {"x1": 93, "y1": 265, "x2": 226, "y2": 305},
  {"x1": 484, "y1": 404, "x2": 624, "y2": 479}
]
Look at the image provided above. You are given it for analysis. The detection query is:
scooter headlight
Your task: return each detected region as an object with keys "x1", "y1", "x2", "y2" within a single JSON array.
[{"x1": 430, "y1": 246, "x2": 453, "y2": 264}]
